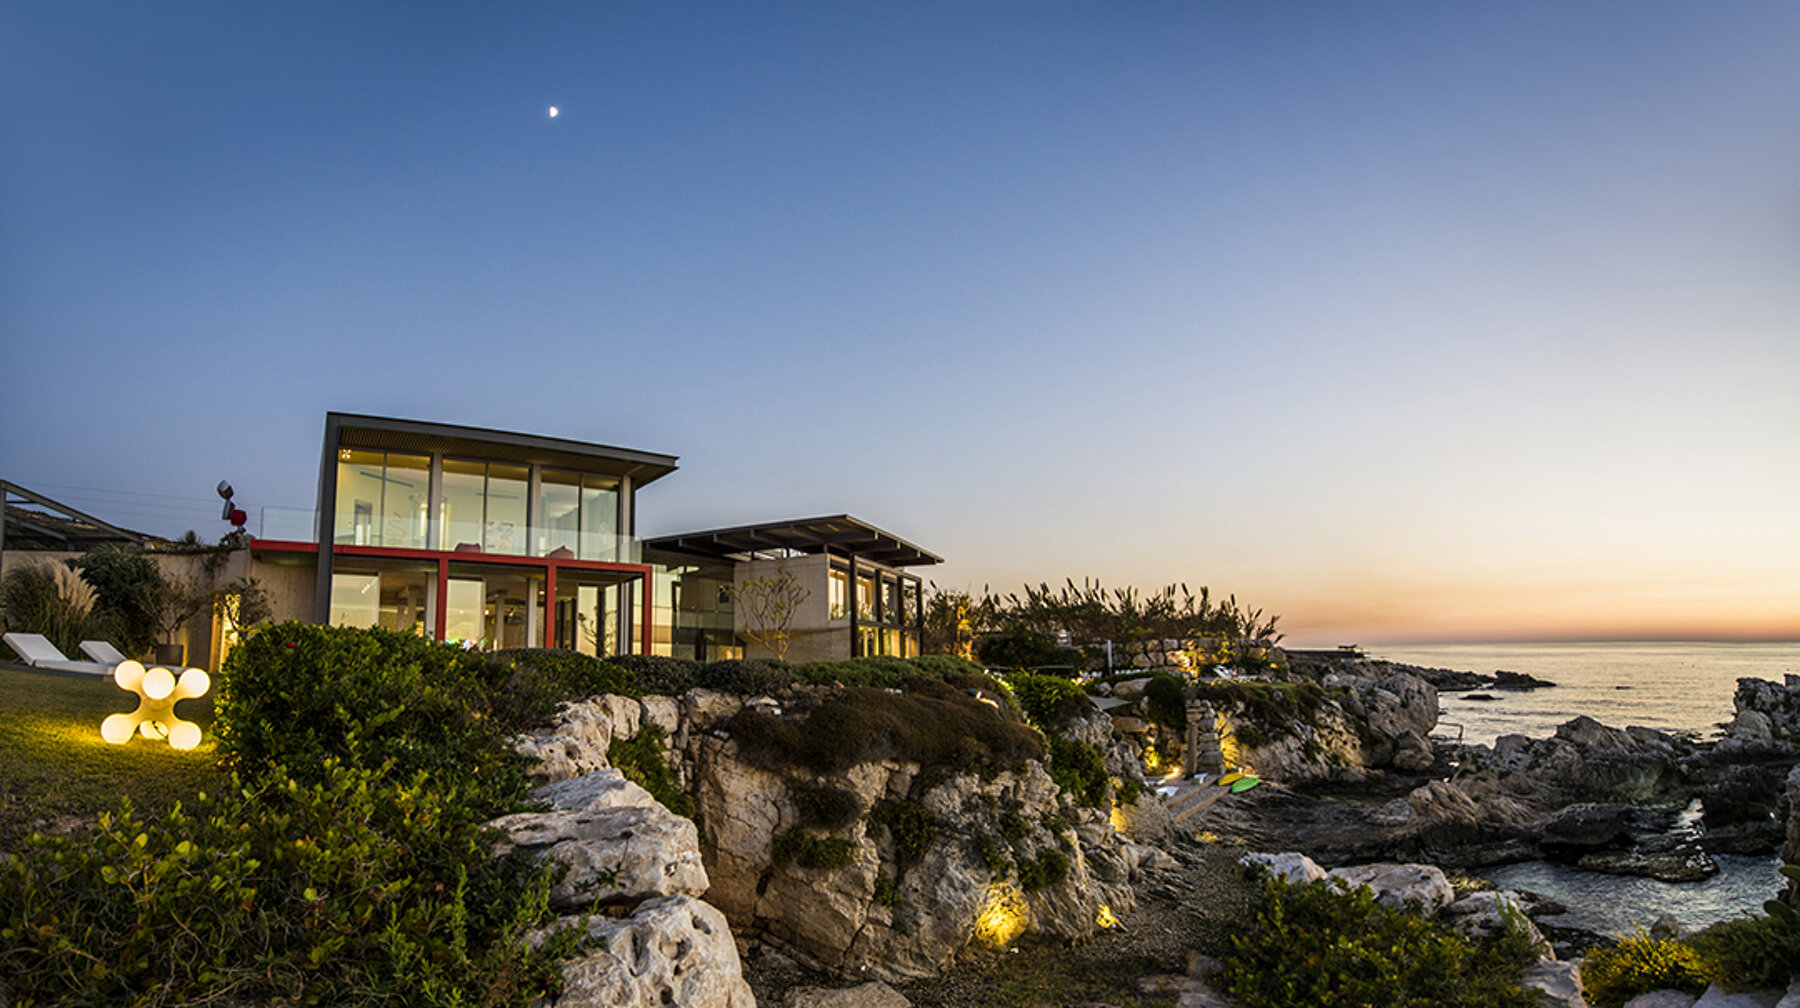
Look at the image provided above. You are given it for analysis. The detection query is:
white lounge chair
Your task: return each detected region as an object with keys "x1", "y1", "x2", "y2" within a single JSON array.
[
  {"x1": 79, "y1": 640, "x2": 131, "y2": 665},
  {"x1": 2, "y1": 632, "x2": 115, "y2": 676}
]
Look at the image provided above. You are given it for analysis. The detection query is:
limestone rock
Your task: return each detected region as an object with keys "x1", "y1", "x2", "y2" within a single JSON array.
[
  {"x1": 1239, "y1": 851, "x2": 1326, "y2": 885},
  {"x1": 1518, "y1": 960, "x2": 1588, "y2": 1008},
  {"x1": 1692, "y1": 983, "x2": 1785, "y2": 1007},
  {"x1": 513, "y1": 698, "x2": 620, "y2": 783},
  {"x1": 1327, "y1": 862, "x2": 1454, "y2": 912},
  {"x1": 787, "y1": 981, "x2": 909, "y2": 1008},
  {"x1": 539, "y1": 894, "x2": 754, "y2": 1008},
  {"x1": 1625, "y1": 993, "x2": 1698, "y2": 1008},
  {"x1": 490, "y1": 778, "x2": 708, "y2": 911},
  {"x1": 1537, "y1": 804, "x2": 1633, "y2": 847},
  {"x1": 1441, "y1": 890, "x2": 1552, "y2": 961},
  {"x1": 1784, "y1": 765, "x2": 1800, "y2": 881},
  {"x1": 640, "y1": 694, "x2": 681, "y2": 735}
]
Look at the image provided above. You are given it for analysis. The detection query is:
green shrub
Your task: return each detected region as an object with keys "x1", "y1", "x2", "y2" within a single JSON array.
[
  {"x1": 72, "y1": 544, "x2": 162, "y2": 656},
  {"x1": 906, "y1": 654, "x2": 986, "y2": 679},
  {"x1": 789, "y1": 780, "x2": 861, "y2": 830},
  {"x1": 1688, "y1": 911, "x2": 1800, "y2": 989},
  {"x1": 1581, "y1": 929, "x2": 1710, "y2": 1007},
  {"x1": 608, "y1": 654, "x2": 699, "y2": 695},
  {"x1": 1193, "y1": 680, "x2": 1326, "y2": 743},
  {"x1": 0, "y1": 760, "x2": 574, "y2": 1007},
  {"x1": 873, "y1": 870, "x2": 901, "y2": 907},
  {"x1": 727, "y1": 678, "x2": 1044, "y2": 777},
  {"x1": 976, "y1": 625, "x2": 1084, "y2": 672},
  {"x1": 794, "y1": 656, "x2": 917, "y2": 688},
  {"x1": 490, "y1": 648, "x2": 641, "y2": 722},
  {"x1": 772, "y1": 829, "x2": 859, "y2": 870},
  {"x1": 974, "y1": 834, "x2": 1013, "y2": 878},
  {"x1": 608, "y1": 724, "x2": 694, "y2": 820},
  {"x1": 1006, "y1": 672, "x2": 1094, "y2": 730},
  {"x1": 873, "y1": 800, "x2": 937, "y2": 865},
  {"x1": 1046, "y1": 735, "x2": 1108, "y2": 807},
  {"x1": 213, "y1": 624, "x2": 527, "y2": 806},
  {"x1": 694, "y1": 659, "x2": 796, "y2": 696},
  {"x1": 1219, "y1": 878, "x2": 1539, "y2": 1008},
  {"x1": 1017, "y1": 849, "x2": 1070, "y2": 892},
  {"x1": 1143, "y1": 674, "x2": 1188, "y2": 730}
]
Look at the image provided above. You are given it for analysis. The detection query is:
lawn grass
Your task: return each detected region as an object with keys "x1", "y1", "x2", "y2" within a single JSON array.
[{"x1": 0, "y1": 664, "x2": 223, "y2": 850}]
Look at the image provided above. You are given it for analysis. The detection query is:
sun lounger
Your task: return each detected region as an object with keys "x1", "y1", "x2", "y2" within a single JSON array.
[
  {"x1": 2, "y1": 632, "x2": 116, "y2": 676},
  {"x1": 78, "y1": 640, "x2": 131, "y2": 665}
]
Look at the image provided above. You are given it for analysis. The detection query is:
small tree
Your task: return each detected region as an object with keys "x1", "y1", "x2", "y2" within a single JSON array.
[
  {"x1": 151, "y1": 575, "x2": 213, "y2": 648},
  {"x1": 73, "y1": 544, "x2": 163, "y2": 656},
  {"x1": 731, "y1": 568, "x2": 810, "y2": 661}
]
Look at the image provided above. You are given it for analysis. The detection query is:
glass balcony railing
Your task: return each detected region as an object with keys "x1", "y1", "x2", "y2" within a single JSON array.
[{"x1": 255, "y1": 507, "x2": 643, "y2": 563}]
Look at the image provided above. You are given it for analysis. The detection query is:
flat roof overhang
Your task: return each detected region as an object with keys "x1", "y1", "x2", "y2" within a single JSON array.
[
  {"x1": 646, "y1": 514, "x2": 942, "y2": 568},
  {"x1": 327, "y1": 412, "x2": 679, "y2": 486}
]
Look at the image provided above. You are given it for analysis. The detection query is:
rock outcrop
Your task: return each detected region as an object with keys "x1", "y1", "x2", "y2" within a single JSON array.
[{"x1": 536, "y1": 895, "x2": 754, "y2": 1008}]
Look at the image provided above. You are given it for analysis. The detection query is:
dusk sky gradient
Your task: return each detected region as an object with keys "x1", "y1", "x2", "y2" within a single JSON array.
[{"x1": 5, "y1": 2, "x2": 1798, "y2": 645}]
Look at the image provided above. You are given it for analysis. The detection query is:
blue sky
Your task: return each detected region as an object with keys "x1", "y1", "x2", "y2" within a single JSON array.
[{"x1": 5, "y1": 2, "x2": 1798, "y2": 644}]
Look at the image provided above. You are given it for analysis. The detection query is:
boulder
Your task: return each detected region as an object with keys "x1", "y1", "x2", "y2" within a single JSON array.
[
  {"x1": 1441, "y1": 890, "x2": 1552, "y2": 961},
  {"x1": 1784, "y1": 765, "x2": 1800, "y2": 884},
  {"x1": 1239, "y1": 851, "x2": 1326, "y2": 886},
  {"x1": 489, "y1": 772, "x2": 708, "y2": 911},
  {"x1": 1518, "y1": 960, "x2": 1588, "y2": 1008},
  {"x1": 1624, "y1": 992, "x2": 1698, "y2": 1008},
  {"x1": 539, "y1": 894, "x2": 754, "y2": 1008},
  {"x1": 1536, "y1": 804, "x2": 1633, "y2": 848},
  {"x1": 513, "y1": 698, "x2": 622, "y2": 783},
  {"x1": 1692, "y1": 983, "x2": 1785, "y2": 1007},
  {"x1": 1327, "y1": 863, "x2": 1454, "y2": 912},
  {"x1": 787, "y1": 982, "x2": 909, "y2": 1008}
]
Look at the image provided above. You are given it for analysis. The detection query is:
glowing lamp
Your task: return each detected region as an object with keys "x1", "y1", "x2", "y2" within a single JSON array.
[
  {"x1": 973, "y1": 883, "x2": 1029, "y2": 948},
  {"x1": 101, "y1": 660, "x2": 210, "y2": 750}
]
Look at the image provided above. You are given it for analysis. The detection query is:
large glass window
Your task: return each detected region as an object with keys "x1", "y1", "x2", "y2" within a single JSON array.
[
  {"x1": 828, "y1": 568, "x2": 849, "y2": 621},
  {"x1": 538, "y1": 469, "x2": 581, "y2": 557},
  {"x1": 578, "y1": 477, "x2": 619, "y2": 561},
  {"x1": 329, "y1": 572, "x2": 381, "y2": 626},
  {"x1": 445, "y1": 577, "x2": 484, "y2": 644},
  {"x1": 441, "y1": 460, "x2": 486, "y2": 551},
  {"x1": 485, "y1": 464, "x2": 529, "y2": 554},
  {"x1": 856, "y1": 573, "x2": 876, "y2": 622},
  {"x1": 334, "y1": 451, "x2": 431, "y2": 548}
]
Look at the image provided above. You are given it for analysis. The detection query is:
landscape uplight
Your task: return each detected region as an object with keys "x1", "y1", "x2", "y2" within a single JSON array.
[{"x1": 100, "y1": 660, "x2": 211, "y2": 751}]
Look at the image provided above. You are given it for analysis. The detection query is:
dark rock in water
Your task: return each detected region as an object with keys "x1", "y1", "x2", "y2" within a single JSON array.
[
  {"x1": 1613, "y1": 686, "x2": 1631, "y2": 690},
  {"x1": 1463, "y1": 693, "x2": 1499, "y2": 702},
  {"x1": 1493, "y1": 669, "x2": 1556, "y2": 690},
  {"x1": 1535, "y1": 803, "x2": 1633, "y2": 848},
  {"x1": 1576, "y1": 837, "x2": 1718, "y2": 883},
  {"x1": 1701, "y1": 763, "x2": 1787, "y2": 826}
]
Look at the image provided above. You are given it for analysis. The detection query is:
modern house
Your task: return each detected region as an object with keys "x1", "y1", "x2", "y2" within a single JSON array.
[
  {"x1": 647, "y1": 515, "x2": 940, "y2": 662},
  {"x1": 237, "y1": 413, "x2": 935, "y2": 665}
]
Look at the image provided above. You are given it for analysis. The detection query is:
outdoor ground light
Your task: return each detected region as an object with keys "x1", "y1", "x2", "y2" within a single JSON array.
[{"x1": 100, "y1": 660, "x2": 210, "y2": 751}]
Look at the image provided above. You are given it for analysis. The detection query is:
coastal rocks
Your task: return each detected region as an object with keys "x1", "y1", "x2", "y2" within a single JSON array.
[
  {"x1": 688, "y1": 727, "x2": 1143, "y2": 982},
  {"x1": 1624, "y1": 993, "x2": 1698, "y2": 1008},
  {"x1": 1493, "y1": 669, "x2": 1556, "y2": 690},
  {"x1": 1535, "y1": 803, "x2": 1634, "y2": 848},
  {"x1": 1326, "y1": 862, "x2": 1454, "y2": 912},
  {"x1": 1519, "y1": 960, "x2": 1588, "y2": 1008},
  {"x1": 1238, "y1": 851, "x2": 1327, "y2": 885},
  {"x1": 536, "y1": 894, "x2": 754, "y2": 1008},
  {"x1": 1442, "y1": 890, "x2": 1553, "y2": 961},
  {"x1": 513, "y1": 694, "x2": 654, "y2": 784},
  {"x1": 1734, "y1": 676, "x2": 1800, "y2": 739},
  {"x1": 1470, "y1": 717, "x2": 1691, "y2": 808},
  {"x1": 489, "y1": 770, "x2": 709, "y2": 911}
]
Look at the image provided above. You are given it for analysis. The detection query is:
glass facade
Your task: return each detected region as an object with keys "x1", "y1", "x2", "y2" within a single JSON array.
[
  {"x1": 334, "y1": 450, "x2": 430, "y2": 548},
  {"x1": 330, "y1": 454, "x2": 627, "y2": 559},
  {"x1": 328, "y1": 561, "x2": 433, "y2": 636}
]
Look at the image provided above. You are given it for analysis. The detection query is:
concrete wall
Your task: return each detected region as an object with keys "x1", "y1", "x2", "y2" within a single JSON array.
[{"x1": 734, "y1": 554, "x2": 849, "y2": 662}]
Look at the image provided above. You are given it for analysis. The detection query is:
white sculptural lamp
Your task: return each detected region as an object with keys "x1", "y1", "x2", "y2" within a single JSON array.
[{"x1": 100, "y1": 660, "x2": 211, "y2": 751}]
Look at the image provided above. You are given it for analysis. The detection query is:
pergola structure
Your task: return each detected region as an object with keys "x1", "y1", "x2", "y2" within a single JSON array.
[
  {"x1": 1, "y1": 481, "x2": 154, "y2": 553},
  {"x1": 646, "y1": 514, "x2": 940, "y2": 567}
]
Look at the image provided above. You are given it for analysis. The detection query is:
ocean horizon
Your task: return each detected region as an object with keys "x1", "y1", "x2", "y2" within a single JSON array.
[{"x1": 1351, "y1": 640, "x2": 1800, "y2": 747}]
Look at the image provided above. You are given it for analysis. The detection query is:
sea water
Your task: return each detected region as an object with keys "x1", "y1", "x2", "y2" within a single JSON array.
[
  {"x1": 1365, "y1": 642, "x2": 1800, "y2": 935},
  {"x1": 1370, "y1": 641, "x2": 1800, "y2": 748}
]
